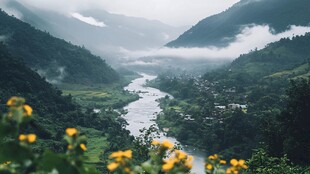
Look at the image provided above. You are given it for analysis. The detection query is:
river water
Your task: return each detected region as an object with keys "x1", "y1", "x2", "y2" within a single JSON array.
[{"x1": 123, "y1": 73, "x2": 205, "y2": 174}]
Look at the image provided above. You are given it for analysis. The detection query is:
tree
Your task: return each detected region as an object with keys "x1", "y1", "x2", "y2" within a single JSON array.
[{"x1": 278, "y1": 78, "x2": 310, "y2": 164}]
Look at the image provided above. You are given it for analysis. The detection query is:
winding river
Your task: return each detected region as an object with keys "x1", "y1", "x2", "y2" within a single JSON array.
[{"x1": 123, "y1": 73, "x2": 205, "y2": 174}]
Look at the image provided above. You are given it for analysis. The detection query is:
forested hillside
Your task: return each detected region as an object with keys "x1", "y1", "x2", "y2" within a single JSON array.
[
  {"x1": 0, "y1": 43, "x2": 133, "y2": 156},
  {"x1": 0, "y1": 9, "x2": 119, "y2": 84},
  {"x1": 167, "y1": 0, "x2": 310, "y2": 47},
  {"x1": 151, "y1": 34, "x2": 310, "y2": 168}
]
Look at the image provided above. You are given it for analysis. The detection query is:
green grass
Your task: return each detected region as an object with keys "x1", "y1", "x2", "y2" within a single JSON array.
[
  {"x1": 78, "y1": 127, "x2": 109, "y2": 163},
  {"x1": 58, "y1": 76, "x2": 139, "y2": 109},
  {"x1": 266, "y1": 63, "x2": 309, "y2": 79},
  {"x1": 56, "y1": 75, "x2": 140, "y2": 165}
]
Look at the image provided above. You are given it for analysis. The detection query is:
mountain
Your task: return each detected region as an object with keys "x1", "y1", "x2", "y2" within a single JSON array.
[
  {"x1": 4, "y1": 0, "x2": 187, "y2": 65},
  {"x1": 0, "y1": 42, "x2": 83, "y2": 147},
  {"x1": 167, "y1": 0, "x2": 310, "y2": 48},
  {"x1": 228, "y1": 33, "x2": 310, "y2": 79},
  {"x1": 0, "y1": 9, "x2": 119, "y2": 84},
  {"x1": 0, "y1": 42, "x2": 134, "y2": 155},
  {"x1": 0, "y1": 0, "x2": 50, "y2": 31}
]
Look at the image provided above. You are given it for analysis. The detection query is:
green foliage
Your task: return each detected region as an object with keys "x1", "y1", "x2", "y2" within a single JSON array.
[
  {"x1": 246, "y1": 148, "x2": 304, "y2": 174},
  {"x1": 0, "y1": 99, "x2": 100, "y2": 174},
  {"x1": 276, "y1": 78, "x2": 310, "y2": 164},
  {"x1": 0, "y1": 43, "x2": 136, "y2": 168},
  {"x1": 152, "y1": 33, "x2": 310, "y2": 167},
  {"x1": 0, "y1": 98, "x2": 249, "y2": 174},
  {"x1": 0, "y1": 9, "x2": 119, "y2": 84}
]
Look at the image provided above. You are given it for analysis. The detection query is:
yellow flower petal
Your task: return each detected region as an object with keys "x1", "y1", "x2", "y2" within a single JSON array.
[
  {"x1": 124, "y1": 167, "x2": 131, "y2": 174},
  {"x1": 67, "y1": 145, "x2": 73, "y2": 150},
  {"x1": 230, "y1": 159, "x2": 238, "y2": 166},
  {"x1": 80, "y1": 143, "x2": 87, "y2": 151},
  {"x1": 107, "y1": 162, "x2": 119, "y2": 171},
  {"x1": 66, "y1": 128, "x2": 77, "y2": 137},
  {"x1": 220, "y1": 160, "x2": 226, "y2": 164},
  {"x1": 175, "y1": 150, "x2": 187, "y2": 159},
  {"x1": 19, "y1": 134, "x2": 27, "y2": 141},
  {"x1": 214, "y1": 154, "x2": 218, "y2": 159},
  {"x1": 187, "y1": 155, "x2": 193, "y2": 163},
  {"x1": 162, "y1": 160, "x2": 174, "y2": 172},
  {"x1": 206, "y1": 164, "x2": 213, "y2": 170},
  {"x1": 123, "y1": 150, "x2": 132, "y2": 159},
  {"x1": 162, "y1": 140, "x2": 174, "y2": 149},
  {"x1": 6, "y1": 97, "x2": 17, "y2": 106},
  {"x1": 186, "y1": 163, "x2": 193, "y2": 169},
  {"x1": 27, "y1": 134, "x2": 36, "y2": 143},
  {"x1": 208, "y1": 155, "x2": 215, "y2": 160},
  {"x1": 23, "y1": 105, "x2": 33, "y2": 116},
  {"x1": 109, "y1": 151, "x2": 122, "y2": 159},
  {"x1": 238, "y1": 159, "x2": 245, "y2": 166},
  {"x1": 151, "y1": 140, "x2": 160, "y2": 145}
]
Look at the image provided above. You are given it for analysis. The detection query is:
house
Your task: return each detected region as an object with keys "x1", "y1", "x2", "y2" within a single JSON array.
[{"x1": 215, "y1": 106, "x2": 226, "y2": 110}]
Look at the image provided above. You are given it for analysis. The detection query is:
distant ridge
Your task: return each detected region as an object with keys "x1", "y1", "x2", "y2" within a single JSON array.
[
  {"x1": 167, "y1": 0, "x2": 310, "y2": 48},
  {"x1": 0, "y1": 9, "x2": 119, "y2": 84}
]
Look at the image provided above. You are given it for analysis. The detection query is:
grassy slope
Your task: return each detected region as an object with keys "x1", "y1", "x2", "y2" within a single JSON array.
[{"x1": 58, "y1": 75, "x2": 140, "y2": 164}]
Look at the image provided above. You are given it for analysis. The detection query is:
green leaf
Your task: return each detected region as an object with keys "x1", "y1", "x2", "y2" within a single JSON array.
[{"x1": 37, "y1": 151, "x2": 79, "y2": 174}]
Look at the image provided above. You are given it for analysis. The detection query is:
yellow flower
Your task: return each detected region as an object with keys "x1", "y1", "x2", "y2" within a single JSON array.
[
  {"x1": 208, "y1": 155, "x2": 215, "y2": 160},
  {"x1": 110, "y1": 151, "x2": 122, "y2": 158},
  {"x1": 220, "y1": 160, "x2": 227, "y2": 164},
  {"x1": 230, "y1": 159, "x2": 238, "y2": 166},
  {"x1": 208, "y1": 154, "x2": 218, "y2": 160},
  {"x1": 162, "y1": 140, "x2": 174, "y2": 149},
  {"x1": 123, "y1": 150, "x2": 132, "y2": 159},
  {"x1": 151, "y1": 140, "x2": 160, "y2": 145},
  {"x1": 238, "y1": 159, "x2": 245, "y2": 166},
  {"x1": 226, "y1": 167, "x2": 239, "y2": 174},
  {"x1": 186, "y1": 162, "x2": 193, "y2": 169},
  {"x1": 186, "y1": 155, "x2": 193, "y2": 163},
  {"x1": 175, "y1": 150, "x2": 187, "y2": 159},
  {"x1": 23, "y1": 105, "x2": 33, "y2": 116},
  {"x1": 205, "y1": 163, "x2": 213, "y2": 170},
  {"x1": 68, "y1": 145, "x2": 73, "y2": 150},
  {"x1": 27, "y1": 134, "x2": 36, "y2": 143},
  {"x1": 162, "y1": 160, "x2": 175, "y2": 172},
  {"x1": 237, "y1": 159, "x2": 248, "y2": 169},
  {"x1": 6, "y1": 97, "x2": 18, "y2": 106},
  {"x1": 107, "y1": 162, "x2": 119, "y2": 171},
  {"x1": 19, "y1": 134, "x2": 27, "y2": 141},
  {"x1": 124, "y1": 167, "x2": 131, "y2": 174},
  {"x1": 80, "y1": 143, "x2": 87, "y2": 151},
  {"x1": 66, "y1": 128, "x2": 77, "y2": 137}
]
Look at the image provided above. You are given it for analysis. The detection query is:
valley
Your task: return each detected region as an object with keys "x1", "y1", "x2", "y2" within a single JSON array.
[{"x1": 1, "y1": 0, "x2": 310, "y2": 173}]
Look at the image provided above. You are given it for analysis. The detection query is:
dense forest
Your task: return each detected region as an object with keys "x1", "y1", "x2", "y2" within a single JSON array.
[
  {"x1": 0, "y1": 42, "x2": 137, "y2": 171},
  {"x1": 151, "y1": 34, "x2": 310, "y2": 171},
  {"x1": 0, "y1": 9, "x2": 119, "y2": 84}
]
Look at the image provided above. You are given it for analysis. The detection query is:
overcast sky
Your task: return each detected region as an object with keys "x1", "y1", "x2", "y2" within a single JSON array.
[{"x1": 18, "y1": 0, "x2": 239, "y2": 26}]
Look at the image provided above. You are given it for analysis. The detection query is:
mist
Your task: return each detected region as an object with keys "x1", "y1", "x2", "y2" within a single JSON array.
[
  {"x1": 37, "y1": 67, "x2": 66, "y2": 84},
  {"x1": 17, "y1": 0, "x2": 239, "y2": 26},
  {"x1": 121, "y1": 25, "x2": 310, "y2": 62}
]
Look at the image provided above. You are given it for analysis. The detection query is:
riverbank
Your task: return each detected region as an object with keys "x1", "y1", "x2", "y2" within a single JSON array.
[
  {"x1": 122, "y1": 74, "x2": 206, "y2": 174},
  {"x1": 57, "y1": 74, "x2": 141, "y2": 165}
]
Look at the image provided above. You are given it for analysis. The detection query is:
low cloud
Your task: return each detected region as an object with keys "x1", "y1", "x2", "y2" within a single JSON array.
[
  {"x1": 37, "y1": 67, "x2": 66, "y2": 84},
  {"x1": 71, "y1": 12, "x2": 107, "y2": 27},
  {"x1": 0, "y1": 0, "x2": 23, "y2": 19},
  {"x1": 17, "y1": 0, "x2": 239, "y2": 26},
  {"x1": 0, "y1": 35, "x2": 7, "y2": 42},
  {"x1": 120, "y1": 25, "x2": 310, "y2": 61}
]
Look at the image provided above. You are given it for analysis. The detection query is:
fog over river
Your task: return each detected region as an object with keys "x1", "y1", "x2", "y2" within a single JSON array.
[{"x1": 123, "y1": 73, "x2": 205, "y2": 174}]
